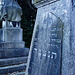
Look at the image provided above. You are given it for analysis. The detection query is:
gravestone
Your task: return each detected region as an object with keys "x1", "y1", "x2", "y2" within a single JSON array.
[
  {"x1": 0, "y1": 0, "x2": 29, "y2": 74},
  {"x1": 26, "y1": 0, "x2": 75, "y2": 75}
]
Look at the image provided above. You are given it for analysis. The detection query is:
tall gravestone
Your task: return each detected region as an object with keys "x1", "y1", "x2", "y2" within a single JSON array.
[
  {"x1": 26, "y1": 0, "x2": 75, "y2": 75},
  {"x1": 0, "y1": 0, "x2": 29, "y2": 74}
]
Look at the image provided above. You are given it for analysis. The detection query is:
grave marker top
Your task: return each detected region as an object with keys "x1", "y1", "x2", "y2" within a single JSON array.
[{"x1": 32, "y1": 0, "x2": 59, "y2": 8}]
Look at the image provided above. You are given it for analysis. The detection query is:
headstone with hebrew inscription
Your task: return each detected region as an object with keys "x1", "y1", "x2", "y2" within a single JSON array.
[{"x1": 26, "y1": 0, "x2": 75, "y2": 75}]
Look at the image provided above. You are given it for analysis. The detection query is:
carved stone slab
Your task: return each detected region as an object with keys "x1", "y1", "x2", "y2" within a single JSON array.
[
  {"x1": 27, "y1": 13, "x2": 63, "y2": 75},
  {"x1": 32, "y1": 0, "x2": 59, "y2": 8}
]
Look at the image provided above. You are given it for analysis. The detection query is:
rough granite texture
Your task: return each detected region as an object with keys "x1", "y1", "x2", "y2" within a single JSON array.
[
  {"x1": 26, "y1": 0, "x2": 75, "y2": 75},
  {"x1": 0, "y1": 28, "x2": 23, "y2": 42},
  {"x1": 0, "y1": 27, "x2": 29, "y2": 74}
]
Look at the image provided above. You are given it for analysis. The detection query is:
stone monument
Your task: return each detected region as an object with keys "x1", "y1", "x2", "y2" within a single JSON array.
[
  {"x1": 0, "y1": 0, "x2": 29, "y2": 74},
  {"x1": 26, "y1": 0, "x2": 75, "y2": 75}
]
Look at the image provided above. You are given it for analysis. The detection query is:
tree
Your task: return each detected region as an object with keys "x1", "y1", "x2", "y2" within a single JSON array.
[{"x1": 18, "y1": 0, "x2": 37, "y2": 48}]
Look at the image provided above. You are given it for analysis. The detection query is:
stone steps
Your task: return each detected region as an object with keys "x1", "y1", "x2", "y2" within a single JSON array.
[
  {"x1": 0, "y1": 27, "x2": 29, "y2": 75},
  {"x1": 0, "y1": 41, "x2": 25, "y2": 49},
  {"x1": 0, "y1": 48, "x2": 29, "y2": 75},
  {"x1": 0, "y1": 57, "x2": 28, "y2": 67},
  {"x1": 9, "y1": 71, "x2": 25, "y2": 75},
  {"x1": 0, "y1": 48, "x2": 29, "y2": 59},
  {"x1": 0, "y1": 63, "x2": 27, "y2": 75}
]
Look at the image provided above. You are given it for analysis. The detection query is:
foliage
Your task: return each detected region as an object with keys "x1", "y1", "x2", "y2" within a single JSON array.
[{"x1": 18, "y1": 0, "x2": 36, "y2": 48}]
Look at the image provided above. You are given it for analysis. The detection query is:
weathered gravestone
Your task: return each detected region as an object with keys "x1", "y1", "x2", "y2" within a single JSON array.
[
  {"x1": 0, "y1": 0, "x2": 29, "y2": 74},
  {"x1": 26, "y1": 0, "x2": 75, "y2": 75}
]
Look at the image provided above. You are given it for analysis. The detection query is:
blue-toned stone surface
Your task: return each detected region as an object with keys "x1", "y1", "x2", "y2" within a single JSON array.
[
  {"x1": 0, "y1": 63, "x2": 27, "y2": 75},
  {"x1": 0, "y1": 28, "x2": 23, "y2": 42},
  {"x1": 0, "y1": 0, "x2": 29, "y2": 74},
  {"x1": 27, "y1": 12, "x2": 63, "y2": 75},
  {"x1": 32, "y1": 0, "x2": 59, "y2": 8},
  {"x1": 0, "y1": 41, "x2": 25, "y2": 48},
  {"x1": 0, "y1": 48, "x2": 29, "y2": 59},
  {"x1": 0, "y1": 57, "x2": 28, "y2": 67},
  {"x1": 26, "y1": 0, "x2": 75, "y2": 75},
  {"x1": 0, "y1": 27, "x2": 29, "y2": 74}
]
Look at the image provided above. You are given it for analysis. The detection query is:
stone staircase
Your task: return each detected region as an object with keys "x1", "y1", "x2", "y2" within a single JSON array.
[
  {"x1": 0, "y1": 50, "x2": 29, "y2": 75},
  {"x1": 0, "y1": 28, "x2": 29, "y2": 75},
  {"x1": 9, "y1": 71, "x2": 25, "y2": 75}
]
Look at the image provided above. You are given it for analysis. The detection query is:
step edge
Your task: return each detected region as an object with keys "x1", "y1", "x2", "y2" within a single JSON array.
[
  {"x1": 0, "y1": 57, "x2": 28, "y2": 61},
  {"x1": 0, "y1": 63, "x2": 27, "y2": 70}
]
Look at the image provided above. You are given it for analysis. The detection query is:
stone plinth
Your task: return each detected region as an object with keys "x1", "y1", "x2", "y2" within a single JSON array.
[
  {"x1": 0, "y1": 27, "x2": 29, "y2": 74},
  {"x1": 0, "y1": 48, "x2": 29, "y2": 59},
  {"x1": 0, "y1": 42, "x2": 25, "y2": 48},
  {"x1": 0, "y1": 28, "x2": 23, "y2": 42},
  {"x1": 0, "y1": 28, "x2": 25, "y2": 49}
]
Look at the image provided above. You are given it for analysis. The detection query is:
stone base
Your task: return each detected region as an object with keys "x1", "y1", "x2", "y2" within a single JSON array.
[
  {"x1": 0, "y1": 48, "x2": 29, "y2": 75},
  {"x1": 9, "y1": 71, "x2": 25, "y2": 75},
  {"x1": 0, "y1": 48, "x2": 29, "y2": 59},
  {"x1": 0, "y1": 63, "x2": 27, "y2": 75},
  {"x1": 0, "y1": 41, "x2": 25, "y2": 49},
  {"x1": 0, "y1": 27, "x2": 29, "y2": 74},
  {"x1": 0, "y1": 57, "x2": 28, "y2": 67},
  {"x1": 0, "y1": 28, "x2": 23, "y2": 42}
]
